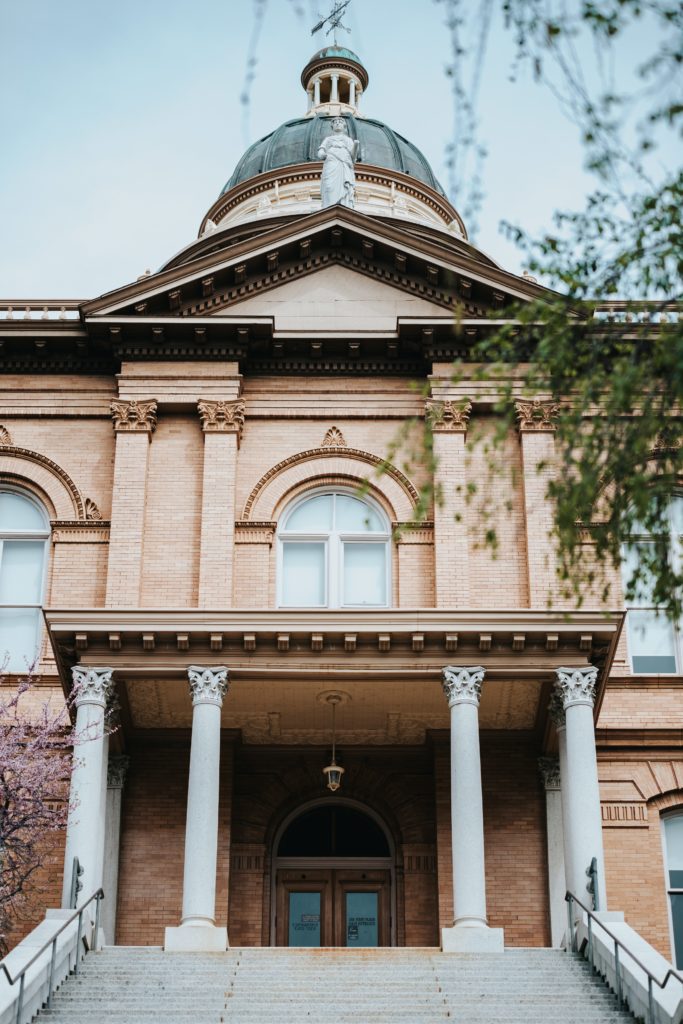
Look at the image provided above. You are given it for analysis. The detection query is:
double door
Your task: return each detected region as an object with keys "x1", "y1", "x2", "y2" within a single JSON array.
[{"x1": 276, "y1": 867, "x2": 390, "y2": 947}]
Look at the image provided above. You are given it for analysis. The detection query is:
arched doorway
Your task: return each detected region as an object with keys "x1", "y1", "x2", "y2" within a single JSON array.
[{"x1": 271, "y1": 798, "x2": 395, "y2": 947}]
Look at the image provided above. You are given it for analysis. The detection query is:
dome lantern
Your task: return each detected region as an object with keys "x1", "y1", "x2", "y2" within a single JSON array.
[{"x1": 300, "y1": 46, "x2": 369, "y2": 117}]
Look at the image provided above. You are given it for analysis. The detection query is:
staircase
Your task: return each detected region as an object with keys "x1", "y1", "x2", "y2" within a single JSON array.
[{"x1": 37, "y1": 946, "x2": 635, "y2": 1023}]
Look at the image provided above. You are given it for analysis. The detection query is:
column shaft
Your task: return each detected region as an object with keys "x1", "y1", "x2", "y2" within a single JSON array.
[
  {"x1": 181, "y1": 699, "x2": 222, "y2": 925},
  {"x1": 450, "y1": 699, "x2": 487, "y2": 925}
]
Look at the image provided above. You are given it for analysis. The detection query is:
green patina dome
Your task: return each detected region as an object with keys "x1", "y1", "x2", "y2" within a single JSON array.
[
  {"x1": 221, "y1": 114, "x2": 446, "y2": 197},
  {"x1": 309, "y1": 45, "x2": 363, "y2": 63}
]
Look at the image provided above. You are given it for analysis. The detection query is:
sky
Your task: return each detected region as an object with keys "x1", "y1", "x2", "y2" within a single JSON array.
[{"x1": 0, "y1": 0, "x2": 673, "y2": 298}]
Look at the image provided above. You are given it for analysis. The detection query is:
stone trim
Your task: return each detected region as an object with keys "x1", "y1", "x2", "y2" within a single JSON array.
[
  {"x1": 234, "y1": 521, "x2": 276, "y2": 545},
  {"x1": 188, "y1": 665, "x2": 229, "y2": 707},
  {"x1": 392, "y1": 521, "x2": 434, "y2": 544},
  {"x1": 110, "y1": 399, "x2": 157, "y2": 434},
  {"x1": 555, "y1": 665, "x2": 598, "y2": 709},
  {"x1": 0, "y1": 425, "x2": 13, "y2": 445},
  {"x1": 197, "y1": 399, "x2": 246, "y2": 441},
  {"x1": 71, "y1": 666, "x2": 114, "y2": 708},
  {"x1": 0, "y1": 445, "x2": 86, "y2": 520},
  {"x1": 425, "y1": 399, "x2": 472, "y2": 433},
  {"x1": 515, "y1": 399, "x2": 560, "y2": 433},
  {"x1": 51, "y1": 522, "x2": 111, "y2": 543},
  {"x1": 321, "y1": 426, "x2": 347, "y2": 447},
  {"x1": 442, "y1": 665, "x2": 485, "y2": 707}
]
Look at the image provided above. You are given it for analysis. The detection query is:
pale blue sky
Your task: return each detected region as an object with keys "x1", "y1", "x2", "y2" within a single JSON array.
[{"x1": 0, "y1": 0, "x2": 673, "y2": 297}]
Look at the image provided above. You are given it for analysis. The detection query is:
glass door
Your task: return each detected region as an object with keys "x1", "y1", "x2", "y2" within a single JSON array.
[{"x1": 276, "y1": 868, "x2": 390, "y2": 947}]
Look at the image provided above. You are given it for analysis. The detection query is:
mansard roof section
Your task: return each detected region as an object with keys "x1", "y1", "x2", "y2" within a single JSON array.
[{"x1": 80, "y1": 206, "x2": 551, "y2": 323}]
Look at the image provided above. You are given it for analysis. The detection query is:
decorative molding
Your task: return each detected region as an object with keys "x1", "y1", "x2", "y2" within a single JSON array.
[
  {"x1": 442, "y1": 665, "x2": 485, "y2": 707},
  {"x1": 197, "y1": 399, "x2": 246, "y2": 441},
  {"x1": 242, "y1": 447, "x2": 420, "y2": 521},
  {"x1": 425, "y1": 399, "x2": 472, "y2": 432},
  {"x1": 392, "y1": 521, "x2": 434, "y2": 544},
  {"x1": 107, "y1": 754, "x2": 130, "y2": 789},
  {"x1": 71, "y1": 666, "x2": 114, "y2": 708},
  {"x1": 234, "y1": 521, "x2": 276, "y2": 545},
  {"x1": 85, "y1": 498, "x2": 102, "y2": 521},
  {"x1": 515, "y1": 398, "x2": 560, "y2": 433},
  {"x1": 554, "y1": 665, "x2": 598, "y2": 709},
  {"x1": 0, "y1": 425, "x2": 13, "y2": 445},
  {"x1": 110, "y1": 399, "x2": 157, "y2": 434},
  {"x1": 547, "y1": 688, "x2": 566, "y2": 729},
  {"x1": 321, "y1": 426, "x2": 347, "y2": 447},
  {"x1": 187, "y1": 665, "x2": 229, "y2": 707},
  {"x1": 538, "y1": 756, "x2": 561, "y2": 790},
  {"x1": 0, "y1": 446, "x2": 86, "y2": 519},
  {"x1": 651, "y1": 426, "x2": 681, "y2": 453},
  {"x1": 601, "y1": 803, "x2": 648, "y2": 827},
  {"x1": 52, "y1": 522, "x2": 111, "y2": 543}
]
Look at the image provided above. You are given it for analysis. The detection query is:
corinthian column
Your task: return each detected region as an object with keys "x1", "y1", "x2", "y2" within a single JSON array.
[
  {"x1": 554, "y1": 666, "x2": 607, "y2": 912},
  {"x1": 165, "y1": 666, "x2": 229, "y2": 951},
  {"x1": 440, "y1": 666, "x2": 504, "y2": 952},
  {"x1": 62, "y1": 667, "x2": 114, "y2": 910}
]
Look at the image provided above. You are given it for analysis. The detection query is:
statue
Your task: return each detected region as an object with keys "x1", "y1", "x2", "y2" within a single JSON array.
[{"x1": 318, "y1": 117, "x2": 359, "y2": 209}]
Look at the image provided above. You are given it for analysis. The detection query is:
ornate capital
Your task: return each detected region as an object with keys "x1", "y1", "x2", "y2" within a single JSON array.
[
  {"x1": 442, "y1": 665, "x2": 485, "y2": 707},
  {"x1": 548, "y1": 688, "x2": 566, "y2": 729},
  {"x1": 515, "y1": 398, "x2": 559, "y2": 433},
  {"x1": 554, "y1": 666, "x2": 598, "y2": 709},
  {"x1": 425, "y1": 399, "x2": 472, "y2": 433},
  {"x1": 107, "y1": 754, "x2": 130, "y2": 789},
  {"x1": 111, "y1": 399, "x2": 157, "y2": 434},
  {"x1": 538, "y1": 756, "x2": 561, "y2": 790},
  {"x1": 197, "y1": 399, "x2": 245, "y2": 442},
  {"x1": 71, "y1": 667, "x2": 114, "y2": 708},
  {"x1": 188, "y1": 665, "x2": 229, "y2": 707}
]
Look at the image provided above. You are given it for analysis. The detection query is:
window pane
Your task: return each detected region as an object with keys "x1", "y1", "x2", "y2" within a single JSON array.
[
  {"x1": 0, "y1": 541, "x2": 45, "y2": 603},
  {"x1": 628, "y1": 610, "x2": 677, "y2": 673},
  {"x1": 666, "y1": 818, "x2": 683, "y2": 883},
  {"x1": 285, "y1": 494, "x2": 333, "y2": 532},
  {"x1": 0, "y1": 492, "x2": 47, "y2": 532},
  {"x1": 671, "y1": 496, "x2": 683, "y2": 536},
  {"x1": 281, "y1": 543, "x2": 325, "y2": 605},
  {"x1": 335, "y1": 494, "x2": 383, "y2": 533},
  {"x1": 288, "y1": 892, "x2": 321, "y2": 947},
  {"x1": 622, "y1": 542, "x2": 663, "y2": 605},
  {"x1": 671, "y1": 894, "x2": 683, "y2": 969},
  {"x1": 346, "y1": 892, "x2": 379, "y2": 947},
  {"x1": 0, "y1": 607, "x2": 41, "y2": 671},
  {"x1": 343, "y1": 543, "x2": 386, "y2": 606}
]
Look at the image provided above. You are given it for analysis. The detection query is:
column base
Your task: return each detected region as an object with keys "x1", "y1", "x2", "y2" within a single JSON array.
[
  {"x1": 164, "y1": 924, "x2": 228, "y2": 952},
  {"x1": 441, "y1": 924, "x2": 505, "y2": 952}
]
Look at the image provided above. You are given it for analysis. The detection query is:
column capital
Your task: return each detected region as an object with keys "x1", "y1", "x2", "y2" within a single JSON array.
[
  {"x1": 515, "y1": 398, "x2": 559, "y2": 433},
  {"x1": 548, "y1": 687, "x2": 566, "y2": 729},
  {"x1": 442, "y1": 665, "x2": 485, "y2": 707},
  {"x1": 188, "y1": 665, "x2": 229, "y2": 707},
  {"x1": 555, "y1": 665, "x2": 598, "y2": 709},
  {"x1": 538, "y1": 756, "x2": 561, "y2": 791},
  {"x1": 71, "y1": 666, "x2": 114, "y2": 708},
  {"x1": 110, "y1": 399, "x2": 157, "y2": 434},
  {"x1": 197, "y1": 399, "x2": 245, "y2": 442},
  {"x1": 425, "y1": 398, "x2": 472, "y2": 433},
  {"x1": 107, "y1": 754, "x2": 130, "y2": 789}
]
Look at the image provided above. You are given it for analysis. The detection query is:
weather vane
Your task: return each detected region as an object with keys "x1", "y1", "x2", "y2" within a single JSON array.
[{"x1": 311, "y1": 1, "x2": 352, "y2": 46}]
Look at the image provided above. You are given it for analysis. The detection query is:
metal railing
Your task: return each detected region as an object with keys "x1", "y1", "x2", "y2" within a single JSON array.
[
  {"x1": 0, "y1": 889, "x2": 103, "y2": 1024},
  {"x1": 566, "y1": 890, "x2": 683, "y2": 1024}
]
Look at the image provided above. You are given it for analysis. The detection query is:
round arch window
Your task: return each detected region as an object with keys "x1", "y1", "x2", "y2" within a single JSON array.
[
  {"x1": 0, "y1": 489, "x2": 50, "y2": 671},
  {"x1": 277, "y1": 804, "x2": 391, "y2": 858},
  {"x1": 278, "y1": 490, "x2": 390, "y2": 608}
]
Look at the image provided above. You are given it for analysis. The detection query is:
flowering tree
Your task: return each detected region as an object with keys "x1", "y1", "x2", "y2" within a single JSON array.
[{"x1": 0, "y1": 676, "x2": 73, "y2": 954}]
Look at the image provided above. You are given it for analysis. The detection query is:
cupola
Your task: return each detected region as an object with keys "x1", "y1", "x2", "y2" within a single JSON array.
[{"x1": 300, "y1": 46, "x2": 369, "y2": 117}]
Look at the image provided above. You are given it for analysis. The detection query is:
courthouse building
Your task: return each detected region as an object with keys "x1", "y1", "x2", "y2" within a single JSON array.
[{"x1": 1, "y1": 45, "x2": 682, "y2": 964}]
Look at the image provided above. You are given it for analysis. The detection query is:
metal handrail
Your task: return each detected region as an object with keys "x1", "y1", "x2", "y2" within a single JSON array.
[
  {"x1": 566, "y1": 890, "x2": 683, "y2": 1023},
  {"x1": 0, "y1": 889, "x2": 104, "y2": 1024}
]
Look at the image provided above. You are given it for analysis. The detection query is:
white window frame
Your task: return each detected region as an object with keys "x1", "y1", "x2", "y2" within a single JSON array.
[
  {"x1": 622, "y1": 495, "x2": 683, "y2": 676},
  {"x1": 277, "y1": 488, "x2": 391, "y2": 609},
  {"x1": 0, "y1": 487, "x2": 50, "y2": 672},
  {"x1": 661, "y1": 812, "x2": 683, "y2": 969}
]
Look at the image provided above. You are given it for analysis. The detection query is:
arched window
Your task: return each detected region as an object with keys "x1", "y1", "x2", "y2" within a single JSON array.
[
  {"x1": 663, "y1": 814, "x2": 683, "y2": 968},
  {"x1": 0, "y1": 489, "x2": 49, "y2": 671},
  {"x1": 278, "y1": 490, "x2": 390, "y2": 608},
  {"x1": 621, "y1": 495, "x2": 683, "y2": 674}
]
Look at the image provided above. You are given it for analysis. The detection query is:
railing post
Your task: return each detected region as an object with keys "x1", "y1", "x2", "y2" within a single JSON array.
[
  {"x1": 614, "y1": 940, "x2": 622, "y2": 1007},
  {"x1": 587, "y1": 914, "x2": 594, "y2": 973},
  {"x1": 15, "y1": 972, "x2": 25, "y2": 1024},
  {"x1": 648, "y1": 975, "x2": 655, "y2": 1024},
  {"x1": 94, "y1": 891, "x2": 102, "y2": 951},
  {"x1": 46, "y1": 935, "x2": 58, "y2": 1009},
  {"x1": 566, "y1": 895, "x2": 575, "y2": 953},
  {"x1": 74, "y1": 908, "x2": 83, "y2": 976}
]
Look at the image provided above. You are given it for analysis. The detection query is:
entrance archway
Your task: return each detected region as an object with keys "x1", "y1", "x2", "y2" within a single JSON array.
[{"x1": 271, "y1": 798, "x2": 396, "y2": 947}]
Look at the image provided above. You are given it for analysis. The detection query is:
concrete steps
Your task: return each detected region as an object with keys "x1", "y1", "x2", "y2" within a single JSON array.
[{"x1": 36, "y1": 946, "x2": 635, "y2": 1023}]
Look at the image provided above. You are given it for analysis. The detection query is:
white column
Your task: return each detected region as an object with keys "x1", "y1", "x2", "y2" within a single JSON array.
[
  {"x1": 165, "y1": 665, "x2": 228, "y2": 952},
  {"x1": 554, "y1": 666, "x2": 607, "y2": 913},
  {"x1": 349, "y1": 79, "x2": 356, "y2": 106},
  {"x1": 102, "y1": 755, "x2": 129, "y2": 946},
  {"x1": 441, "y1": 666, "x2": 504, "y2": 952},
  {"x1": 61, "y1": 667, "x2": 114, "y2": 910},
  {"x1": 313, "y1": 78, "x2": 321, "y2": 105},
  {"x1": 538, "y1": 756, "x2": 566, "y2": 947},
  {"x1": 330, "y1": 74, "x2": 339, "y2": 101}
]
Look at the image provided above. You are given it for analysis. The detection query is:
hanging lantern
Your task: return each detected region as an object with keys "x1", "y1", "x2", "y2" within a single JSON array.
[{"x1": 322, "y1": 693, "x2": 345, "y2": 792}]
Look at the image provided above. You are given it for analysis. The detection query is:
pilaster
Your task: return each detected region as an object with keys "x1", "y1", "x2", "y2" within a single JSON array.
[
  {"x1": 538, "y1": 755, "x2": 566, "y2": 946},
  {"x1": 102, "y1": 754, "x2": 130, "y2": 945},
  {"x1": 515, "y1": 399, "x2": 560, "y2": 607}
]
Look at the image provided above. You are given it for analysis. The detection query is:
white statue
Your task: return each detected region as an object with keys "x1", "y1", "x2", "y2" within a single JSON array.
[{"x1": 318, "y1": 117, "x2": 359, "y2": 209}]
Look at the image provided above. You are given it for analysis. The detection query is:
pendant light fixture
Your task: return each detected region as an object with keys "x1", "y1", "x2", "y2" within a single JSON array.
[{"x1": 322, "y1": 692, "x2": 345, "y2": 792}]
